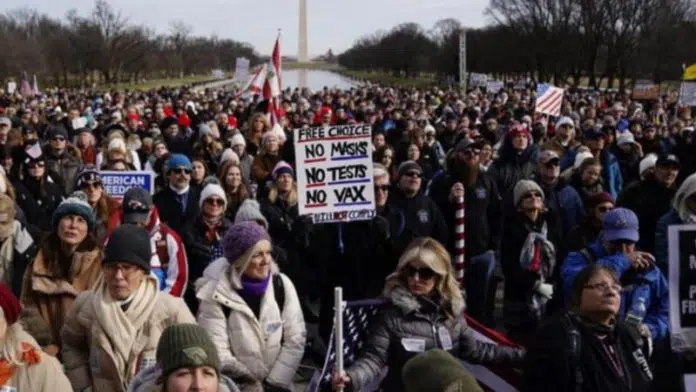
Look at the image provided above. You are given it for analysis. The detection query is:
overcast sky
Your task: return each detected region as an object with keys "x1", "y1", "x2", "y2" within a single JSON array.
[{"x1": 3, "y1": 0, "x2": 490, "y2": 56}]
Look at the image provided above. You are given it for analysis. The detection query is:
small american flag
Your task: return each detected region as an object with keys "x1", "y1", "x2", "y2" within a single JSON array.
[
  {"x1": 535, "y1": 84, "x2": 565, "y2": 117},
  {"x1": 307, "y1": 299, "x2": 521, "y2": 392}
]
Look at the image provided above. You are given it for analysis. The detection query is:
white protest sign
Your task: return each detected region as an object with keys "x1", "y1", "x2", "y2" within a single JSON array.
[
  {"x1": 7, "y1": 82, "x2": 16, "y2": 95},
  {"x1": 234, "y1": 57, "x2": 250, "y2": 83},
  {"x1": 100, "y1": 170, "x2": 154, "y2": 199},
  {"x1": 486, "y1": 80, "x2": 504, "y2": 94},
  {"x1": 668, "y1": 224, "x2": 696, "y2": 352},
  {"x1": 211, "y1": 69, "x2": 225, "y2": 79},
  {"x1": 295, "y1": 124, "x2": 376, "y2": 224},
  {"x1": 680, "y1": 82, "x2": 696, "y2": 106},
  {"x1": 469, "y1": 72, "x2": 488, "y2": 87}
]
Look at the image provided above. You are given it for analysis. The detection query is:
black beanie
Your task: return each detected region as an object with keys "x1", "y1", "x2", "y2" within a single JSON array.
[{"x1": 104, "y1": 224, "x2": 151, "y2": 272}]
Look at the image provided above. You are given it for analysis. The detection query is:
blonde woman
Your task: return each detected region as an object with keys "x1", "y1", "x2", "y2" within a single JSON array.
[
  {"x1": 0, "y1": 284, "x2": 72, "y2": 391},
  {"x1": 196, "y1": 222, "x2": 306, "y2": 392},
  {"x1": 332, "y1": 237, "x2": 525, "y2": 392},
  {"x1": 250, "y1": 133, "x2": 282, "y2": 185},
  {"x1": 259, "y1": 161, "x2": 298, "y2": 245}
]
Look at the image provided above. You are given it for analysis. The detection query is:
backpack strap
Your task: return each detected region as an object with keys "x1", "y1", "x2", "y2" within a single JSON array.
[
  {"x1": 156, "y1": 223, "x2": 169, "y2": 270},
  {"x1": 561, "y1": 314, "x2": 583, "y2": 392},
  {"x1": 220, "y1": 274, "x2": 286, "y2": 320}
]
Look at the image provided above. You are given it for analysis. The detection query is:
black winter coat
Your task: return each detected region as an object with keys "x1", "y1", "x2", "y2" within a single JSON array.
[
  {"x1": 14, "y1": 178, "x2": 63, "y2": 233},
  {"x1": 488, "y1": 135, "x2": 537, "y2": 197},
  {"x1": 522, "y1": 313, "x2": 653, "y2": 392},
  {"x1": 346, "y1": 286, "x2": 524, "y2": 392},
  {"x1": 617, "y1": 176, "x2": 675, "y2": 254},
  {"x1": 428, "y1": 170, "x2": 501, "y2": 259},
  {"x1": 388, "y1": 188, "x2": 449, "y2": 247},
  {"x1": 153, "y1": 186, "x2": 201, "y2": 234}
]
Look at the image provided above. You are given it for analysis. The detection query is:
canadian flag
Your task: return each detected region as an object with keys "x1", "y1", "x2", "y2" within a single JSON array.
[{"x1": 263, "y1": 31, "x2": 282, "y2": 124}]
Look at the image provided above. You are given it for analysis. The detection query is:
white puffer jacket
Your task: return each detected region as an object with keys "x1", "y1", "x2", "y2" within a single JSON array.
[{"x1": 195, "y1": 258, "x2": 306, "y2": 392}]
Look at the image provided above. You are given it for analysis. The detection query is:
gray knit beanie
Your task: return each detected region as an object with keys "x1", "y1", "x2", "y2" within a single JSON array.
[
  {"x1": 234, "y1": 199, "x2": 268, "y2": 229},
  {"x1": 513, "y1": 179, "x2": 545, "y2": 207},
  {"x1": 52, "y1": 190, "x2": 96, "y2": 230},
  {"x1": 156, "y1": 324, "x2": 221, "y2": 378}
]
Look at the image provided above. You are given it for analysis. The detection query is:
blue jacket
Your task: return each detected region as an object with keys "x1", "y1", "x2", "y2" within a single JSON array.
[
  {"x1": 601, "y1": 149, "x2": 623, "y2": 199},
  {"x1": 538, "y1": 178, "x2": 585, "y2": 233},
  {"x1": 655, "y1": 208, "x2": 682, "y2": 275},
  {"x1": 562, "y1": 241, "x2": 670, "y2": 341}
]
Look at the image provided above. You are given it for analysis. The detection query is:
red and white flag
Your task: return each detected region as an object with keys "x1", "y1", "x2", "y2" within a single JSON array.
[
  {"x1": 240, "y1": 64, "x2": 268, "y2": 95},
  {"x1": 263, "y1": 31, "x2": 282, "y2": 124},
  {"x1": 535, "y1": 83, "x2": 564, "y2": 117}
]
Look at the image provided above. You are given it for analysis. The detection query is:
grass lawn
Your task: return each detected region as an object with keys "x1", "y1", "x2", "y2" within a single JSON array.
[{"x1": 95, "y1": 74, "x2": 231, "y2": 92}]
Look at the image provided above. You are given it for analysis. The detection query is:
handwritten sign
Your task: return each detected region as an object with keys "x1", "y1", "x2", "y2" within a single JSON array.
[
  {"x1": 486, "y1": 80, "x2": 504, "y2": 94},
  {"x1": 680, "y1": 82, "x2": 696, "y2": 106},
  {"x1": 668, "y1": 225, "x2": 696, "y2": 352},
  {"x1": 294, "y1": 124, "x2": 376, "y2": 224},
  {"x1": 632, "y1": 80, "x2": 659, "y2": 100},
  {"x1": 469, "y1": 73, "x2": 488, "y2": 87},
  {"x1": 234, "y1": 57, "x2": 250, "y2": 83},
  {"x1": 100, "y1": 171, "x2": 154, "y2": 199}
]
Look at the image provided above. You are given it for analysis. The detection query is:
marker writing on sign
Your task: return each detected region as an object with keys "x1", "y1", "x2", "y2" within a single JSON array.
[{"x1": 682, "y1": 254, "x2": 696, "y2": 315}]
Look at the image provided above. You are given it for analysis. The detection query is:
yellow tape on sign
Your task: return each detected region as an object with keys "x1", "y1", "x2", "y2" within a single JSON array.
[{"x1": 684, "y1": 64, "x2": 696, "y2": 81}]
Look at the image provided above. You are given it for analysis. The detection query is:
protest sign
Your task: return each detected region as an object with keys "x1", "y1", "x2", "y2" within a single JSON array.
[
  {"x1": 486, "y1": 80, "x2": 504, "y2": 94},
  {"x1": 7, "y1": 82, "x2": 16, "y2": 95},
  {"x1": 294, "y1": 124, "x2": 376, "y2": 224},
  {"x1": 680, "y1": 82, "x2": 696, "y2": 106},
  {"x1": 100, "y1": 171, "x2": 154, "y2": 199},
  {"x1": 469, "y1": 72, "x2": 488, "y2": 87},
  {"x1": 234, "y1": 57, "x2": 250, "y2": 83},
  {"x1": 668, "y1": 224, "x2": 696, "y2": 352},
  {"x1": 211, "y1": 69, "x2": 225, "y2": 79},
  {"x1": 632, "y1": 80, "x2": 659, "y2": 100}
]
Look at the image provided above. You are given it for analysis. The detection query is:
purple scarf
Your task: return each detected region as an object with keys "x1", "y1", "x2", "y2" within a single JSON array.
[{"x1": 239, "y1": 273, "x2": 271, "y2": 298}]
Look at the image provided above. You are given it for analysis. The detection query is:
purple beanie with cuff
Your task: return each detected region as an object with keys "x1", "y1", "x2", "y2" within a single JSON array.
[{"x1": 223, "y1": 221, "x2": 271, "y2": 265}]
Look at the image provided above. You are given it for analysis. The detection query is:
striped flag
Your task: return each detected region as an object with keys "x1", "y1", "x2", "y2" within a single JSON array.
[
  {"x1": 308, "y1": 298, "x2": 521, "y2": 392},
  {"x1": 239, "y1": 64, "x2": 268, "y2": 95},
  {"x1": 534, "y1": 83, "x2": 564, "y2": 116},
  {"x1": 454, "y1": 193, "x2": 465, "y2": 286},
  {"x1": 263, "y1": 31, "x2": 282, "y2": 125}
]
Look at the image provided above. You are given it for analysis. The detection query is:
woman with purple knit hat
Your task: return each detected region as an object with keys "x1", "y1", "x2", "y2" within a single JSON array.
[{"x1": 195, "y1": 222, "x2": 306, "y2": 392}]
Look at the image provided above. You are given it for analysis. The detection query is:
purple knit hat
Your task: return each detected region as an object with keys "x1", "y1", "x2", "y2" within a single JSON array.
[{"x1": 223, "y1": 221, "x2": 271, "y2": 264}]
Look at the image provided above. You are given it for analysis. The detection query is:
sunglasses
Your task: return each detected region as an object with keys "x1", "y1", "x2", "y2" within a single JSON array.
[
  {"x1": 171, "y1": 168, "x2": 191, "y2": 175},
  {"x1": 464, "y1": 149, "x2": 481, "y2": 156},
  {"x1": 81, "y1": 182, "x2": 102, "y2": 190},
  {"x1": 374, "y1": 185, "x2": 390, "y2": 192},
  {"x1": 404, "y1": 265, "x2": 436, "y2": 280},
  {"x1": 205, "y1": 198, "x2": 225, "y2": 206},
  {"x1": 404, "y1": 171, "x2": 422, "y2": 178},
  {"x1": 28, "y1": 162, "x2": 45, "y2": 168},
  {"x1": 52, "y1": 136, "x2": 66, "y2": 142}
]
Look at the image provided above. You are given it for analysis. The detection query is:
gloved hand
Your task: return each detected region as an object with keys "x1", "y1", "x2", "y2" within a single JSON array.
[{"x1": 534, "y1": 281, "x2": 554, "y2": 299}]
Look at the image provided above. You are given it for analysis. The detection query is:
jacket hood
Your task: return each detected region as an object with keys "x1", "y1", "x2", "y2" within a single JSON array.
[
  {"x1": 127, "y1": 364, "x2": 241, "y2": 392},
  {"x1": 674, "y1": 174, "x2": 696, "y2": 221}
]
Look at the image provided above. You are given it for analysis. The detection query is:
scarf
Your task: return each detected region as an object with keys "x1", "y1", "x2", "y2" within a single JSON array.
[
  {"x1": 92, "y1": 275, "x2": 159, "y2": 383},
  {"x1": 0, "y1": 342, "x2": 41, "y2": 386},
  {"x1": 519, "y1": 220, "x2": 556, "y2": 279},
  {"x1": 202, "y1": 214, "x2": 223, "y2": 243},
  {"x1": 238, "y1": 273, "x2": 271, "y2": 298}
]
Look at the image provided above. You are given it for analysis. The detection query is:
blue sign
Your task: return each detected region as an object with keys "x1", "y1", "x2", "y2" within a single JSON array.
[{"x1": 100, "y1": 170, "x2": 154, "y2": 198}]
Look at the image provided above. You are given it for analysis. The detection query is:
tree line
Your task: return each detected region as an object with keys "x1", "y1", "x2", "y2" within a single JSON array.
[
  {"x1": 0, "y1": 0, "x2": 259, "y2": 87},
  {"x1": 338, "y1": 0, "x2": 696, "y2": 89}
]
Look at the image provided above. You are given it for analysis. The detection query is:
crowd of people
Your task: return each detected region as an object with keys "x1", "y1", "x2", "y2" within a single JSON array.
[{"x1": 0, "y1": 81, "x2": 693, "y2": 392}]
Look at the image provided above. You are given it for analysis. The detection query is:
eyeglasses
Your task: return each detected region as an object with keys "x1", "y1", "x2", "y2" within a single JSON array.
[
  {"x1": 52, "y1": 136, "x2": 66, "y2": 142},
  {"x1": 104, "y1": 262, "x2": 140, "y2": 277},
  {"x1": 171, "y1": 168, "x2": 191, "y2": 175},
  {"x1": 597, "y1": 206, "x2": 614, "y2": 213},
  {"x1": 523, "y1": 191, "x2": 543, "y2": 199},
  {"x1": 584, "y1": 282, "x2": 622, "y2": 293},
  {"x1": 403, "y1": 265, "x2": 436, "y2": 280},
  {"x1": 205, "y1": 198, "x2": 225, "y2": 206},
  {"x1": 374, "y1": 185, "x2": 390, "y2": 193},
  {"x1": 404, "y1": 171, "x2": 422, "y2": 178},
  {"x1": 464, "y1": 149, "x2": 481, "y2": 156}
]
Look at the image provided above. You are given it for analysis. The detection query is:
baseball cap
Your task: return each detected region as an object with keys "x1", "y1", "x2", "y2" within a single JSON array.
[
  {"x1": 556, "y1": 116, "x2": 574, "y2": 129},
  {"x1": 656, "y1": 153, "x2": 680, "y2": 168},
  {"x1": 583, "y1": 126, "x2": 604, "y2": 140},
  {"x1": 0, "y1": 117, "x2": 11, "y2": 127},
  {"x1": 603, "y1": 207, "x2": 639, "y2": 243},
  {"x1": 538, "y1": 150, "x2": 560, "y2": 165},
  {"x1": 455, "y1": 138, "x2": 484, "y2": 153},
  {"x1": 122, "y1": 187, "x2": 153, "y2": 224}
]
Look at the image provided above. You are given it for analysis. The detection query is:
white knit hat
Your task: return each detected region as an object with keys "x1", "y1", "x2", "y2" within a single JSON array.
[
  {"x1": 639, "y1": 153, "x2": 658, "y2": 178},
  {"x1": 574, "y1": 151, "x2": 594, "y2": 169},
  {"x1": 199, "y1": 177, "x2": 227, "y2": 210},
  {"x1": 108, "y1": 138, "x2": 127, "y2": 153},
  {"x1": 230, "y1": 133, "x2": 246, "y2": 148},
  {"x1": 219, "y1": 149, "x2": 240, "y2": 166}
]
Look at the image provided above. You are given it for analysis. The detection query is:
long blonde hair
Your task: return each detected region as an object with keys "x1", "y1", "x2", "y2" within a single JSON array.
[
  {"x1": 268, "y1": 182, "x2": 298, "y2": 207},
  {"x1": 0, "y1": 308, "x2": 27, "y2": 366},
  {"x1": 384, "y1": 237, "x2": 465, "y2": 319}
]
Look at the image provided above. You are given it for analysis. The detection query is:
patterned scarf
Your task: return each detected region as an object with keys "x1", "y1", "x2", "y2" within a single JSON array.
[
  {"x1": 0, "y1": 342, "x2": 41, "y2": 386},
  {"x1": 202, "y1": 214, "x2": 223, "y2": 243}
]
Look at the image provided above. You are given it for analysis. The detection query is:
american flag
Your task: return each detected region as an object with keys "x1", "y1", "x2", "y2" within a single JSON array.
[
  {"x1": 307, "y1": 299, "x2": 521, "y2": 392},
  {"x1": 535, "y1": 84, "x2": 564, "y2": 117}
]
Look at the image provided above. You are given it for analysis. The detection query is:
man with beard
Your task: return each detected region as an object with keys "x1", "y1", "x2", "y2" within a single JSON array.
[
  {"x1": 428, "y1": 138, "x2": 501, "y2": 325},
  {"x1": 10, "y1": 125, "x2": 40, "y2": 182},
  {"x1": 617, "y1": 153, "x2": 679, "y2": 254}
]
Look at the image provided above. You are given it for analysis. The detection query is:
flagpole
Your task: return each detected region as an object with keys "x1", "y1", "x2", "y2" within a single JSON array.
[{"x1": 334, "y1": 287, "x2": 344, "y2": 392}]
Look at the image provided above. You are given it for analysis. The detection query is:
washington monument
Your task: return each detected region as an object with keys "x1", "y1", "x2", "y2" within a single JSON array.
[{"x1": 298, "y1": 0, "x2": 309, "y2": 62}]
